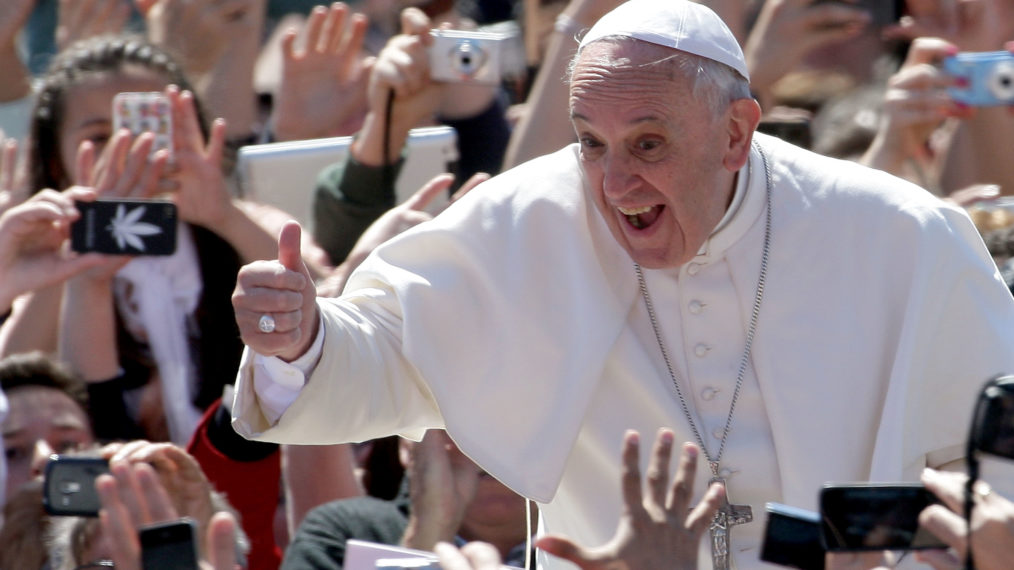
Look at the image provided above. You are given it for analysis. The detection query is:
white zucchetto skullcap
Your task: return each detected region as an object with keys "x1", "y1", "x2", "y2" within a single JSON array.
[{"x1": 578, "y1": 0, "x2": 750, "y2": 81}]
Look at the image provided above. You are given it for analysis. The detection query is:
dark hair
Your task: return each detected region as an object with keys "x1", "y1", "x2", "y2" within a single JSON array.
[
  {"x1": 0, "y1": 352, "x2": 89, "y2": 414},
  {"x1": 28, "y1": 34, "x2": 204, "y2": 193}
]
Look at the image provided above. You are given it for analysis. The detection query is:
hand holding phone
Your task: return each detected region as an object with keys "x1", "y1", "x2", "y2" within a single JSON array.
[{"x1": 819, "y1": 483, "x2": 946, "y2": 552}]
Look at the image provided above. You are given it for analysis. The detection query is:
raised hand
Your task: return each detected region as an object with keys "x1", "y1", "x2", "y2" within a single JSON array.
[
  {"x1": 884, "y1": 0, "x2": 1011, "y2": 52},
  {"x1": 861, "y1": 37, "x2": 973, "y2": 176},
  {"x1": 232, "y1": 221, "x2": 318, "y2": 361},
  {"x1": 0, "y1": 187, "x2": 107, "y2": 310},
  {"x1": 56, "y1": 0, "x2": 130, "y2": 51},
  {"x1": 401, "y1": 431, "x2": 483, "y2": 552},
  {"x1": 0, "y1": 0, "x2": 34, "y2": 50},
  {"x1": 76, "y1": 129, "x2": 169, "y2": 200},
  {"x1": 96, "y1": 459, "x2": 239, "y2": 570},
  {"x1": 916, "y1": 468, "x2": 1014, "y2": 570},
  {"x1": 160, "y1": 85, "x2": 232, "y2": 229},
  {"x1": 316, "y1": 171, "x2": 489, "y2": 297},
  {"x1": 134, "y1": 0, "x2": 262, "y2": 76},
  {"x1": 744, "y1": 0, "x2": 871, "y2": 107},
  {"x1": 272, "y1": 2, "x2": 372, "y2": 141},
  {"x1": 537, "y1": 430, "x2": 723, "y2": 570}
]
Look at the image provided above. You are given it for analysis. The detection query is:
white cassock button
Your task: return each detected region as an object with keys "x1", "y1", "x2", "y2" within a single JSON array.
[
  {"x1": 689, "y1": 300, "x2": 704, "y2": 314},
  {"x1": 712, "y1": 428, "x2": 724, "y2": 439},
  {"x1": 694, "y1": 343, "x2": 710, "y2": 357},
  {"x1": 701, "y1": 387, "x2": 719, "y2": 400},
  {"x1": 687, "y1": 263, "x2": 701, "y2": 276}
]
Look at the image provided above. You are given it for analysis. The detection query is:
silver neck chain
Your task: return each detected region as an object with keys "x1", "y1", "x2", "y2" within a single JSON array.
[{"x1": 635, "y1": 142, "x2": 773, "y2": 476}]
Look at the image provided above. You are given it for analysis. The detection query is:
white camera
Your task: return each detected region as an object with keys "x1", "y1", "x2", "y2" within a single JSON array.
[{"x1": 428, "y1": 29, "x2": 509, "y2": 85}]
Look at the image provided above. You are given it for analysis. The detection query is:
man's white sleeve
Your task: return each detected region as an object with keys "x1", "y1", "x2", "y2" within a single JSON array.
[{"x1": 250, "y1": 314, "x2": 325, "y2": 425}]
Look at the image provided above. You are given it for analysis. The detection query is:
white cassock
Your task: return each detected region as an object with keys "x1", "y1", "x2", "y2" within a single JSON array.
[{"x1": 233, "y1": 133, "x2": 1014, "y2": 569}]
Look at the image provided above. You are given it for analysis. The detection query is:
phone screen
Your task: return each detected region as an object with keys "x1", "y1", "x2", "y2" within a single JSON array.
[
  {"x1": 139, "y1": 519, "x2": 200, "y2": 570},
  {"x1": 70, "y1": 199, "x2": 178, "y2": 256},
  {"x1": 820, "y1": 484, "x2": 946, "y2": 551}
]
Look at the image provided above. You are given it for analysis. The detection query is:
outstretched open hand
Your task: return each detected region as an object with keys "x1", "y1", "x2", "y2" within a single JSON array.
[{"x1": 537, "y1": 430, "x2": 723, "y2": 570}]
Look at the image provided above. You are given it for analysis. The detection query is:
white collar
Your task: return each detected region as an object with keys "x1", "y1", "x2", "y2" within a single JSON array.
[{"x1": 695, "y1": 141, "x2": 766, "y2": 260}]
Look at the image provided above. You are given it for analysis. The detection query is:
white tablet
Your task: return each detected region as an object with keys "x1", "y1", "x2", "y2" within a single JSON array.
[{"x1": 236, "y1": 126, "x2": 459, "y2": 228}]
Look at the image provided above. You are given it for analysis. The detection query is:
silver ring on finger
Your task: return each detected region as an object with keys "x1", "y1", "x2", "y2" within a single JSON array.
[{"x1": 258, "y1": 314, "x2": 276, "y2": 334}]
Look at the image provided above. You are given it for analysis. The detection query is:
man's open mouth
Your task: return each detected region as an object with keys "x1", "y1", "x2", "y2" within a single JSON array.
[{"x1": 618, "y1": 205, "x2": 662, "y2": 229}]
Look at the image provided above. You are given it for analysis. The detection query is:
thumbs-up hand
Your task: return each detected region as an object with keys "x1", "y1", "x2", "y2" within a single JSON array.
[{"x1": 232, "y1": 221, "x2": 319, "y2": 361}]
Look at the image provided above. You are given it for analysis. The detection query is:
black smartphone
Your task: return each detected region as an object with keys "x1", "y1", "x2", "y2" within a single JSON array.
[
  {"x1": 970, "y1": 375, "x2": 1014, "y2": 460},
  {"x1": 819, "y1": 483, "x2": 946, "y2": 552},
  {"x1": 760, "y1": 503, "x2": 825, "y2": 569},
  {"x1": 139, "y1": 518, "x2": 201, "y2": 570},
  {"x1": 43, "y1": 456, "x2": 110, "y2": 517},
  {"x1": 71, "y1": 198, "x2": 177, "y2": 256}
]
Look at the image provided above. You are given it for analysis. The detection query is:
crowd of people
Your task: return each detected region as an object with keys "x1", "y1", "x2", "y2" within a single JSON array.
[{"x1": 0, "y1": 0, "x2": 1013, "y2": 568}]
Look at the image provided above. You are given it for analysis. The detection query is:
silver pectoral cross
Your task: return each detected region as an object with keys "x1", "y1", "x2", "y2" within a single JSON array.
[{"x1": 707, "y1": 476, "x2": 752, "y2": 570}]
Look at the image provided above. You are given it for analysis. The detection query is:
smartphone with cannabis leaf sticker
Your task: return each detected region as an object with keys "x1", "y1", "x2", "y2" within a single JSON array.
[{"x1": 71, "y1": 198, "x2": 177, "y2": 256}]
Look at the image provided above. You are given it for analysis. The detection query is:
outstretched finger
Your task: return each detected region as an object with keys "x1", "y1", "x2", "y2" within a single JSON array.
[
  {"x1": 304, "y1": 4, "x2": 328, "y2": 54},
  {"x1": 645, "y1": 428, "x2": 674, "y2": 510},
  {"x1": 449, "y1": 171, "x2": 490, "y2": 202},
  {"x1": 403, "y1": 172, "x2": 455, "y2": 211},
  {"x1": 97, "y1": 473, "x2": 142, "y2": 570},
  {"x1": 687, "y1": 481, "x2": 724, "y2": 535},
  {"x1": 338, "y1": 14, "x2": 369, "y2": 80},
  {"x1": 620, "y1": 430, "x2": 644, "y2": 516},
  {"x1": 207, "y1": 512, "x2": 239, "y2": 570},
  {"x1": 75, "y1": 141, "x2": 96, "y2": 187},
  {"x1": 1, "y1": 138, "x2": 18, "y2": 191},
  {"x1": 667, "y1": 442, "x2": 700, "y2": 513},
  {"x1": 322, "y1": 2, "x2": 349, "y2": 54},
  {"x1": 535, "y1": 535, "x2": 604, "y2": 568}
]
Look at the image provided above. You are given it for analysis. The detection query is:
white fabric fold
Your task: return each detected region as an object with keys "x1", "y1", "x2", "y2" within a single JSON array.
[{"x1": 115, "y1": 223, "x2": 203, "y2": 444}]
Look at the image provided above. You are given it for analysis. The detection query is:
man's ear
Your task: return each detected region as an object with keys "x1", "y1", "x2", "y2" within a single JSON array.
[{"x1": 723, "y1": 98, "x2": 762, "y2": 172}]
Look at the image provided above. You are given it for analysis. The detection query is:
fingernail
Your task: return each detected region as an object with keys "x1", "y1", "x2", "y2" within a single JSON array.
[
  {"x1": 956, "y1": 77, "x2": 970, "y2": 88},
  {"x1": 1005, "y1": 40, "x2": 1014, "y2": 52},
  {"x1": 946, "y1": 44, "x2": 960, "y2": 56},
  {"x1": 660, "y1": 430, "x2": 674, "y2": 444},
  {"x1": 685, "y1": 443, "x2": 698, "y2": 458}
]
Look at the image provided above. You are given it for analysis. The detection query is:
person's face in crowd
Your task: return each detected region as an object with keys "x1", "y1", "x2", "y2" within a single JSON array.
[
  {"x1": 459, "y1": 471, "x2": 530, "y2": 541},
  {"x1": 570, "y1": 40, "x2": 756, "y2": 269},
  {"x1": 57, "y1": 66, "x2": 169, "y2": 183},
  {"x1": 2, "y1": 386, "x2": 93, "y2": 501}
]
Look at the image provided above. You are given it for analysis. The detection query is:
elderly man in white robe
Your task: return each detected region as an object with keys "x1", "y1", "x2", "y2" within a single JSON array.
[{"x1": 229, "y1": 0, "x2": 1014, "y2": 568}]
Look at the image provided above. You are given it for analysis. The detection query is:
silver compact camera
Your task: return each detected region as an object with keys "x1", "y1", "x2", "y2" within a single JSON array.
[{"x1": 428, "y1": 29, "x2": 508, "y2": 85}]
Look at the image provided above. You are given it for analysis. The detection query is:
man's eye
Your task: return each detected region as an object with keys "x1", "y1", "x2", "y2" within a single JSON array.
[
  {"x1": 636, "y1": 139, "x2": 662, "y2": 152},
  {"x1": 5, "y1": 445, "x2": 28, "y2": 463}
]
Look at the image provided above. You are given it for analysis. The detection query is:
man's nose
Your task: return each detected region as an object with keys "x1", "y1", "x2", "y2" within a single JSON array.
[
  {"x1": 31, "y1": 440, "x2": 55, "y2": 478},
  {"x1": 601, "y1": 151, "x2": 638, "y2": 198}
]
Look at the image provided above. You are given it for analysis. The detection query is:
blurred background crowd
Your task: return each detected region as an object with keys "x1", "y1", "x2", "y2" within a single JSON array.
[{"x1": 0, "y1": 0, "x2": 1012, "y2": 568}]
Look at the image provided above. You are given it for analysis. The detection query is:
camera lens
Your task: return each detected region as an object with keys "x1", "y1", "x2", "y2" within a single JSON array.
[
  {"x1": 450, "y1": 40, "x2": 486, "y2": 77},
  {"x1": 988, "y1": 61, "x2": 1014, "y2": 102}
]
